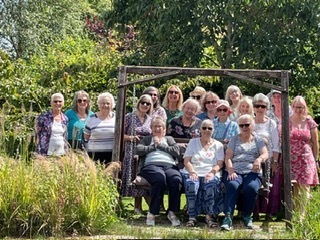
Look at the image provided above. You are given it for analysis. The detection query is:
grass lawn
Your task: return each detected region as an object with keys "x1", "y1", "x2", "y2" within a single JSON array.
[{"x1": 111, "y1": 195, "x2": 293, "y2": 239}]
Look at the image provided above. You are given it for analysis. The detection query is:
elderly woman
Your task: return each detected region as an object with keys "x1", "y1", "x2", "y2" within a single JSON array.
[
  {"x1": 162, "y1": 85, "x2": 183, "y2": 126},
  {"x1": 290, "y1": 96, "x2": 319, "y2": 220},
  {"x1": 65, "y1": 90, "x2": 94, "y2": 149},
  {"x1": 252, "y1": 93, "x2": 280, "y2": 220},
  {"x1": 225, "y1": 85, "x2": 243, "y2": 121},
  {"x1": 182, "y1": 119, "x2": 224, "y2": 228},
  {"x1": 121, "y1": 94, "x2": 153, "y2": 213},
  {"x1": 235, "y1": 96, "x2": 254, "y2": 118},
  {"x1": 143, "y1": 86, "x2": 167, "y2": 122},
  {"x1": 196, "y1": 91, "x2": 220, "y2": 121},
  {"x1": 84, "y1": 92, "x2": 116, "y2": 164},
  {"x1": 35, "y1": 93, "x2": 68, "y2": 156},
  {"x1": 167, "y1": 98, "x2": 202, "y2": 139},
  {"x1": 221, "y1": 114, "x2": 268, "y2": 230},
  {"x1": 189, "y1": 86, "x2": 206, "y2": 109},
  {"x1": 136, "y1": 116, "x2": 182, "y2": 227},
  {"x1": 212, "y1": 100, "x2": 239, "y2": 149}
]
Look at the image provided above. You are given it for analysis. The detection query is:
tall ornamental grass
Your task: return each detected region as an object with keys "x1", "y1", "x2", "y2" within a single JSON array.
[{"x1": 0, "y1": 151, "x2": 119, "y2": 238}]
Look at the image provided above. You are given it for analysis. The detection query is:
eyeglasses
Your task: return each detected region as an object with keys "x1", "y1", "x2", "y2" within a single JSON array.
[
  {"x1": 169, "y1": 90, "x2": 179, "y2": 95},
  {"x1": 254, "y1": 104, "x2": 267, "y2": 109},
  {"x1": 217, "y1": 108, "x2": 228, "y2": 112},
  {"x1": 191, "y1": 95, "x2": 201, "y2": 100},
  {"x1": 205, "y1": 100, "x2": 217, "y2": 105},
  {"x1": 141, "y1": 101, "x2": 151, "y2": 106},
  {"x1": 53, "y1": 100, "x2": 63, "y2": 103},
  {"x1": 202, "y1": 126, "x2": 213, "y2": 131},
  {"x1": 148, "y1": 93, "x2": 157, "y2": 97},
  {"x1": 239, "y1": 123, "x2": 251, "y2": 128},
  {"x1": 77, "y1": 99, "x2": 87, "y2": 103}
]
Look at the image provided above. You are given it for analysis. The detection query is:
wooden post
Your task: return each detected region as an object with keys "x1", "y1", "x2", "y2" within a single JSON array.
[{"x1": 281, "y1": 70, "x2": 292, "y2": 228}]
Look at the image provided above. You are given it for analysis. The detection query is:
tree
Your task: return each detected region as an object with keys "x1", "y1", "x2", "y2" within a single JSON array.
[{"x1": 107, "y1": 0, "x2": 320, "y2": 98}]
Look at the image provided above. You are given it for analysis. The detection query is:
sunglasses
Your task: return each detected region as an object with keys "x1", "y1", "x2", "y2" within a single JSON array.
[
  {"x1": 191, "y1": 95, "x2": 201, "y2": 100},
  {"x1": 239, "y1": 123, "x2": 251, "y2": 128},
  {"x1": 202, "y1": 126, "x2": 213, "y2": 131},
  {"x1": 254, "y1": 104, "x2": 267, "y2": 109},
  {"x1": 141, "y1": 101, "x2": 151, "y2": 106},
  {"x1": 53, "y1": 100, "x2": 63, "y2": 103},
  {"x1": 205, "y1": 100, "x2": 217, "y2": 105},
  {"x1": 77, "y1": 99, "x2": 87, "y2": 103},
  {"x1": 169, "y1": 90, "x2": 179, "y2": 95},
  {"x1": 148, "y1": 93, "x2": 158, "y2": 97},
  {"x1": 217, "y1": 108, "x2": 228, "y2": 112}
]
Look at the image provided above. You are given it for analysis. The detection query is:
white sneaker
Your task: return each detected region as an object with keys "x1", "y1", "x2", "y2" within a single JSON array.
[
  {"x1": 167, "y1": 212, "x2": 180, "y2": 227},
  {"x1": 146, "y1": 212, "x2": 155, "y2": 226}
]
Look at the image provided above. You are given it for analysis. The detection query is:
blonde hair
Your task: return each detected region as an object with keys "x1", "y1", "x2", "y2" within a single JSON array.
[
  {"x1": 162, "y1": 85, "x2": 183, "y2": 110},
  {"x1": 236, "y1": 96, "x2": 253, "y2": 116},
  {"x1": 291, "y1": 95, "x2": 309, "y2": 117},
  {"x1": 136, "y1": 94, "x2": 154, "y2": 115},
  {"x1": 225, "y1": 85, "x2": 243, "y2": 105},
  {"x1": 71, "y1": 90, "x2": 91, "y2": 114}
]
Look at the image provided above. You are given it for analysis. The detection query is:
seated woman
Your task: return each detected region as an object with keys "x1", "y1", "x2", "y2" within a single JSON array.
[
  {"x1": 221, "y1": 114, "x2": 268, "y2": 231},
  {"x1": 181, "y1": 119, "x2": 224, "y2": 228},
  {"x1": 136, "y1": 116, "x2": 182, "y2": 227}
]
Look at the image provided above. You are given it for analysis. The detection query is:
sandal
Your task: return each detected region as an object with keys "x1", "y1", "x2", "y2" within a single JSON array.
[
  {"x1": 186, "y1": 218, "x2": 197, "y2": 227},
  {"x1": 205, "y1": 215, "x2": 219, "y2": 228}
]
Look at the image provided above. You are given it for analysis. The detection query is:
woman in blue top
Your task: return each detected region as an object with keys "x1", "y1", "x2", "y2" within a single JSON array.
[{"x1": 65, "y1": 90, "x2": 94, "y2": 149}]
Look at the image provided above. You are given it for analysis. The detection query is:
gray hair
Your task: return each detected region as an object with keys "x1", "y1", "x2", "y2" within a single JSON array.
[
  {"x1": 252, "y1": 93, "x2": 270, "y2": 109},
  {"x1": 51, "y1": 93, "x2": 64, "y2": 103},
  {"x1": 97, "y1": 92, "x2": 115, "y2": 109},
  {"x1": 237, "y1": 114, "x2": 254, "y2": 125},
  {"x1": 201, "y1": 119, "x2": 214, "y2": 128},
  {"x1": 182, "y1": 98, "x2": 201, "y2": 113}
]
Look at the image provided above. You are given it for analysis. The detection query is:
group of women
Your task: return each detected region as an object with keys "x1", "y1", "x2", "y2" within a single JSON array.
[{"x1": 34, "y1": 84, "x2": 319, "y2": 229}]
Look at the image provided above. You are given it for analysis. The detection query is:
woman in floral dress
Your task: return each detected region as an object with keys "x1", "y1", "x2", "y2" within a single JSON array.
[
  {"x1": 289, "y1": 95, "x2": 319, "y2": 220},
  {"x1": 121, "y1": 94, "x2": 153, "y2": 213}
]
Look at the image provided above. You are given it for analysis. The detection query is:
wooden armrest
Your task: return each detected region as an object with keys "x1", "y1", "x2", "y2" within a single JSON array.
[{"x1": 174, "y1": 138, "x2": 190, "y2": 144}]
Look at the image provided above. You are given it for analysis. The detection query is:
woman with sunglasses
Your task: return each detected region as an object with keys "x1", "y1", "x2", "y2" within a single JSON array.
[
  {"x1": 65, "y1": 90, "x2": 94, "y2": 149},
  {"x1": 84, "y1": 92, "x2": 116, "y2": 164},
  {"x1": 251, "y1": 93, "x2": 280, "y2": 221},
  {"x1": 221, "y1": 114, "x2": 268, "y2": 230},
  {"x1": 162, "y1": 85, "x2": 184, "y2": 126},
  {"x1": 189, "y1": 86, "x2": 206, "y2": 112},
  {"x1": 35, "y1": 93, "x2": 68, "y2": 156},
  {"x1": 182, "y1": 119, "x2": 224, "y2": 228},
  {"x1": 212, "y1": 100, "x2": 239, "y2": 149},
  {"x1": 142, "y1": 86, "x2": 167, "y2": 122},
  {"x1": 121, "y1": 94, "x2": 153, "y2": 214},
  {"x1": 196, "y1": 91, "x2": 220, "y2": 121}
]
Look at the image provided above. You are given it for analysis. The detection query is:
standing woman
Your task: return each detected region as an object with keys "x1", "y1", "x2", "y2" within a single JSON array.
[
  {"x1": 121, "y1": 94, "x2": 153, "y2": 213},
  {"x1": 162, "y1": 85, "x2": 183, "y2": 126},
  {"x1": 290, "y1": 96, "x2": 319, "y2": 220},
  {"x1": 252, "y1": 93, "x2": 280, "y2": 220},
  {"x1": 143, "y1": 86, "x2": 167, "y2": 122},
  {"x1": 182, "y1": 119, "x2": 225, "y2": 228},
  {"x1": 225, "y1": 85, "x2": 243, "y2": 121},
  {"x1": 35, "y1": 93, "x2": 68, "y2": 156},
  {"x1": 196, "y1": 91, "x2": 220, "y2": 121},
  {"x1": 83, "y1": 92, "x2": 116, "y2": 164},
  {"x1": 235, "y1": 96, "x2": 254, "y2": 118},
  {"x1": 65, "y1": 90, "x2": 94, "y2": 149}
]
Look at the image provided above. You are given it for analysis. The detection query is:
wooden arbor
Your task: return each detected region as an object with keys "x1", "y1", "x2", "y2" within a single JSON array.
[{"x1": 112, "y1": 66, "x2": 292, "y2": 225}]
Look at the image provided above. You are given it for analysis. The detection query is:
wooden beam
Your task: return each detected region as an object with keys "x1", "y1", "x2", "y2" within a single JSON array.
[{"x1": 119, "y1": 70, "x2": 182, "y2": 87}]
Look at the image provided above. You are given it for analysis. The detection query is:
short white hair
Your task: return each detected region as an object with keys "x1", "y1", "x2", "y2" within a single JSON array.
[
  {"x1": 51, "y1": 93, "x2": 64, "y2": 103},
  {"x1": 97, "y1": 92, "x2": 115, "y2": 109}
]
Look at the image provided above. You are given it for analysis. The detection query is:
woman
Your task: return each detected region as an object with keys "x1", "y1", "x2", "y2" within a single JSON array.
[
  {"x1": 182, "y1": 119, "x2": 224, "y2": 228},
  {"x1": 289, "y1": 96, "x2": 319, "y2": 220},
  {"x1": 121, "y1": 94, "x2": 153, "y2": 213},
  {"x1": 221, "y1": 114, "x2": 268, "y2": 230},
  {"x1": 162, "y1": 85, "x2": 183, "y2": 126},
  {"x1": 252, "y1": 93, "x2": 280, "y2": 220},
  {"x1": 65, "y1": 90, "x2": 94, "y2": 149},
  {"x1": 142, "y1": 86, "x2": 167, "y2": 122},
  {"x1": 84, "y1": 92, "x2": 116, "y2": 164},
  {"x1": 225, "y1": 85, "x2": 243, "y2": 121},
  {"x1": 196, "y1": 91, "x2": 220, "y2": 121},
  {"x1": 35, "y1": 93, "x2": 68, "y2": 156},
  {"x1": 136, "y1": 116, "x2": 182, "y2": 227},
  {"x1": 212, "y1": 100, "x2": 239, "y2": 148},
  {"x1": 189, "y1": 86, "x2": 206, "y2": 110},
  {"x1": 235, "y1": 96, "x2": 254, "y2": 118},
  {"x1": 167, "y1": 98, "x2": 202, "y2": 139}
]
